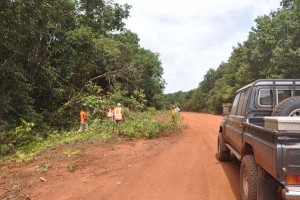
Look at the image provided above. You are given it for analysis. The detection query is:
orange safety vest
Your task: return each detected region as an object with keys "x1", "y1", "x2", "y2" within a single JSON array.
[
  {"x1": 80, "y1": 111, "x2": 87, "y2": 122},
  {"x1": 107, "y1": 108, "x2": 113, "y2": 118},
  {"x1": 114, "y1": 107, "x2": 123, "y2": 121}
]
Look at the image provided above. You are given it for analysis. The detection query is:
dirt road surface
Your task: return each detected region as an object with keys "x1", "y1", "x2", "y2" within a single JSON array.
[{"x1": 0, "y1": 112, "x2": 241, "y2": 200}]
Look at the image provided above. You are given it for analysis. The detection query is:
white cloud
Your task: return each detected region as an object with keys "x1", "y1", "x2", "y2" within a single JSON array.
[{"x1": 115, "y1": 0, "x2": 281, "y2": 93}]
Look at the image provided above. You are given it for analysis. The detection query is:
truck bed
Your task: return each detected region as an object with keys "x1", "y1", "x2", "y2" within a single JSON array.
[{"x1": 243, "y1": 120, "x2": 300, "y2": 185}]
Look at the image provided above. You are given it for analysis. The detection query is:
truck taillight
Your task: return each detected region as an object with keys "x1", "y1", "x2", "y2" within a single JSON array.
[{"x1": 286, "y1": 175, "x2": 300, "y2": 185}]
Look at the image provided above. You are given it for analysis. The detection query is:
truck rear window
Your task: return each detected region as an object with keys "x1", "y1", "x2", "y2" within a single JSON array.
[
  {"x1": 277, "y1": 90, "x2": 292, "y2": 103},
  {"x1": 259, "y1": 89, "x2": 272, "y2": 106},
  {"x1": 259, "y1": 89, "x2": 294, "y2": 106},
  {"x1": 295, "y1": 90, "x2": 300, "y2": 96}
]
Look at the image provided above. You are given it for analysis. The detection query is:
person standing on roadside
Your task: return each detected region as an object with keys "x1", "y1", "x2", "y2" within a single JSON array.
[
  {"x1": 79, "y1": 108, "x2": 88, "y2": 132},
  {"x1": 171, "y1": 105, "x2": 179, "y2": 124},
  {"x1": 114, "y1": 103, "x2": 124, "y2": 128},
  {"x1": 107, "y1": 106, "x2": 114, "y2": 122},
  {"x1": 171, "y1": 105, "x2": 177, "y2": 114}
]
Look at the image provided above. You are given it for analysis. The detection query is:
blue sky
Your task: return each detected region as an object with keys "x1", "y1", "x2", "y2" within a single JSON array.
[{"x1": 115, "y1": 0, "x2": 282, "y2": 93}]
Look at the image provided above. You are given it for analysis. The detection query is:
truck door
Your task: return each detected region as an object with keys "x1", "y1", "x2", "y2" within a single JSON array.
[
  {"x1": 226, "y1": 93, "x2": 240, "y2": 147},
  {"x1": 230, "y1": 90, "x2": 249, "y2": 150}
]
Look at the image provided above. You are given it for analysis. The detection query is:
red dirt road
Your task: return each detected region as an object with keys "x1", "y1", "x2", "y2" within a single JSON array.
[
  {"x1": 109, "y1": 112, "x2": 241, "y2": 200},
  {"x1": 0, "y1": 112, "x2": 241, "y2": 200}
]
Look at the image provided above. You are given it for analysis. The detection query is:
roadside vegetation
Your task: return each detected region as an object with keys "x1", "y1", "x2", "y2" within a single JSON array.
[
  {"x1": 0, "y1": 0, "x2": 175, "y2": 163},
  {"x1": 0, "y1": 109, "x2": 184, "y2": 164}
]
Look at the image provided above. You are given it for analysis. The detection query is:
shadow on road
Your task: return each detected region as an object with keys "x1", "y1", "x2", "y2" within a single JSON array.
[{"x1": 215, "y1": 153, "x2": 241, "y2": 200}]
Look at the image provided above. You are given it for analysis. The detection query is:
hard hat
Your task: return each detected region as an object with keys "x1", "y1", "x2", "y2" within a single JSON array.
[{"x1": 117, "y1": 103, "x2": 121, "y2": 106}]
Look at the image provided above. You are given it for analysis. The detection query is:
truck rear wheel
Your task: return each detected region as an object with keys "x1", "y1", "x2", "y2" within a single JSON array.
[
  {"x1": 272, "y1": 96, "x2": 300, "y2": 116},
  {"x1": 217, "y1": 132, "x2": 230, "y2": 161},
  {"x1": 240, "y1": 155, "x2": 258, "y2": 200}
]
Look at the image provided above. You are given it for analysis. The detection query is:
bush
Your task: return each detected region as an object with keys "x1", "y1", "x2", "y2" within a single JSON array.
[
  {"x1": 0, "y1": 110, "x2": 184, "y2": 163},
  {"x1": 121, "y1": 110, "x2": 183, "y2": 138},
  {"x1": 0, "y1": 119, "x2": 37, "y2": 156},
  {"x1": 89, "y1": 119, "x2": 114, "y2": 142},
  {"x1": 0, "y1": 143, "x2": 14, "y2": 156}
]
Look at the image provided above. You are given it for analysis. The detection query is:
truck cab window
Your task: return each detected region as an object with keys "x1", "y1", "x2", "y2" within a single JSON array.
[
  {"x1": 259, "y1": 89, "x2": 273, "y2": 106},
  {"x1": 237, "y1": 90, "x2": 248, "y2": 116},
  {"x1": 241, "y1": 89, "x2": 249, "y2": 116},
  {"x1": 295, "y1": 90, "x2": 300, "y2": 96},
  {"x1": 230, "y1": 93, "x2": 240, "y2": 115},
  {"x1": 277, "y1": 90, "x2": 291, "y2": 103}
]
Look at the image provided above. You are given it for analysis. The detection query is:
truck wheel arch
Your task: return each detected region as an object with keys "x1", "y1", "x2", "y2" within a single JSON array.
[
  {"x1": 243, "y1": 142, "x2": 254, "y2": 157},
  {"x1": 219, "y1": 126, "x2": 223, "y2": 133},
  {"x1": 218, "y1": 132, "x2": 230, "y2": 161}
]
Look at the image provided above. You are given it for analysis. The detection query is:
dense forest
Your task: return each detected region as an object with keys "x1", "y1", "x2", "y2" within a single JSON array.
[
  {"x1": 166, "y1": 0, "x2": 300, "y2": 114},
  {"x1": 0, "y1": 0, "x2": 166, "y2": 131},
  {"x1": 0, "y1": 0, "x2": 174, "y2": 157}
]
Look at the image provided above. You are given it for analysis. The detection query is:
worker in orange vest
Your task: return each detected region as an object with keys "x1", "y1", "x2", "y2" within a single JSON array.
[
  {"x1": 78, "y1": 108, "x2": 88, "y2": 132},
  {"x1": 107, "y1": 107, "x2": 114, "y2": 122},
  {"x1": 113, "y1": 103, "x2": 124, "y2": 128}
]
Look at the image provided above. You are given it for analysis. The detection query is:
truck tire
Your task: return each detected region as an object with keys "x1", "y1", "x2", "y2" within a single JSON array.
[
  {"x1": 217, "y1": 132, "x2": 230, "y2": 161},
  {"x1": 272, "y1": 96, "x2": 300, "y2": 116},
  {"x1": 240, "y1": 155, "x2": 258, "y2": 200}
]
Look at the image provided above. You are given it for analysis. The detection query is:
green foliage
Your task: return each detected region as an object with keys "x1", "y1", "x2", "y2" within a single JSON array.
[
  {"x1": 67, "y1": 161, "x2": 77, "y2": 172},
  {"x1": 64, "y1": 149, "x2": 79, "y2": 172},
  {"x1": 122, "y1": 117, "x2": 160, "y2": 138},
  {"x1": 36, "y1": 162, "x2": 52, "y2": 174},
  {"x1": 15, "y1": 119, "x2": 35, "y2": 134},
  {"x1": 1, "y1": 130, "x2": 94, "y2": 163},
  {"x1": 64, "y1": 149, "x2": 81, "y2": 158},
  {"x1": 147, "y1": 107, "x2": 157, "y2": 113},
  {"x1": 1, "y1": 0, "x2": 166, "y2": 138},
  {"x1": 1, "y1": 0, "x2": 169, "y2": 166},
  {"x1": 88, "y1": 119, "x2": 114, "y2": 142},
  {"x1": 0, "y1": 118, "x2": 38, "y2": 156},
  {"x1": 122, "y1": 89, "x2": 147, "y2": 111},
  {"x1": 0, "y1": 143, "x2": 14, "y2": 156},
  {"x1": 121, "y1": 110, "x2": 183, "y2": 138},
  {"x1": 0, "y1": 110, "x2": 183, "y2": 163}
]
